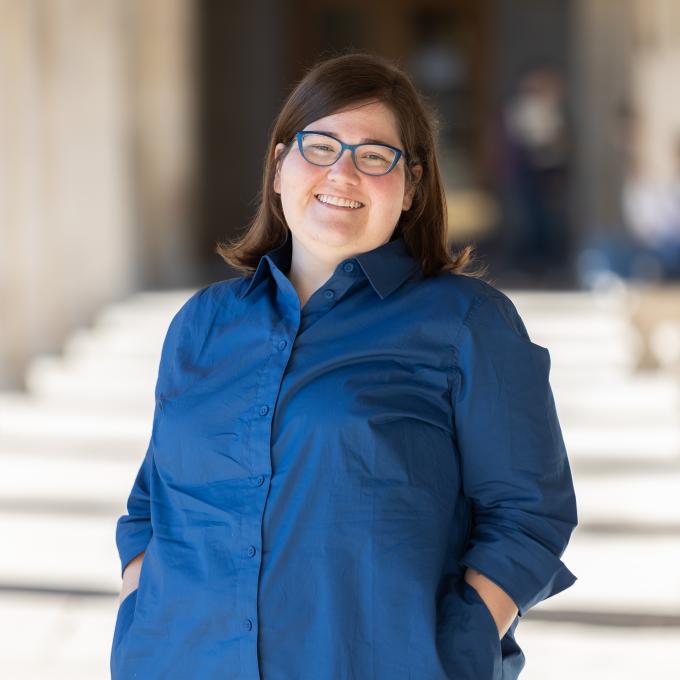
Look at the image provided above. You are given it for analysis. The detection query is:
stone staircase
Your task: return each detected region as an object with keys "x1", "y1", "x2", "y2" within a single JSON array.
[
  {"x1": 509, "y1": 289, "x2": 680, "y2": 679},
  {"x1": 0, "y1": 286, "x2": 679, "y2": 678}
]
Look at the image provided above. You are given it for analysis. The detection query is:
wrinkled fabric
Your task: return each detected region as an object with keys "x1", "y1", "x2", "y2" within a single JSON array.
[{"x1": 111, "y1": 231, "x2": 578, "y2": 679}]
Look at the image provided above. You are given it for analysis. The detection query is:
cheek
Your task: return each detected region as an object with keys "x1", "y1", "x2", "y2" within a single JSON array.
[
  {"x1": 279, "y1": 166, "x2": 319, "y2": 222},
  {"x1": 281, "y1": 160, "x2": 323, "y2": 199},
  {"x1": 370, "y1": 177, "x2": 405, "y2": 214}
]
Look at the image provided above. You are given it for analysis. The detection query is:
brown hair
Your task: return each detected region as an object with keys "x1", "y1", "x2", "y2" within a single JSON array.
[{"x1": 216, "y1": 51, "x2": 487, "y2": 280}]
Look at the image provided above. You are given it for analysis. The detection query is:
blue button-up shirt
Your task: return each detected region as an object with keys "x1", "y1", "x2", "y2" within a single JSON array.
[{"x1": 111, "y1": 233, "x2": 578, "y2": 679}]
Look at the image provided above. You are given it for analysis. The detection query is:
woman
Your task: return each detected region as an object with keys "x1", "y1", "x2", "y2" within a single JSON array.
[{"x1": 111, "y1": 52, "x2": 578, "y2": 679}]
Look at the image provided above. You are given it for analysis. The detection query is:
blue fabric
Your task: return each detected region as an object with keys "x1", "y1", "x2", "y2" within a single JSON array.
[{"x1": 111, "y1": 232, "x2": 578, "y2": 679}]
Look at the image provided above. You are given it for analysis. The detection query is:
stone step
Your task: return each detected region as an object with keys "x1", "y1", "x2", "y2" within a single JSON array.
[
  {"x1": 506, "y1": 289, "x2": 630, "y2": 312},
  {"x1": 27, "y1": 374, "x2": 669, "y2": 420},
  {"x1": 25, "y1": 353, "x2": 641, "y2": 406},
  {"x1": 0, "y1": 388, "x2": 153, "y2": 415},
  {"x1": 562, "y1": 423, "x2": 680, "y2": 462},
  {"x1": 103, "y1": 289, "x2": 628, "y2": 319},
  {"x1": 2, "y1": 452, "x2": 678, "y2": 530},
  {"x1": 22, "y1": 341, "x2": 649, "y2": 403},
  {"x1": 11, "y1": 369, "x2": 680, "y2": 430},
  {"x1": 2, "y1": 395, "x2": 678, "y2": 466},
  {"x1": 0, "y1": 513, "x2": 122, "y2": 593},
  {"x1": 0, "y1": 394, "x2": 153, "y2": 444},
  {"x1": 549, "y1": 372, "x2": 679, "y2": 405},
  {"x1": 574, "y1": 470, "x2": 680, "y2": 526},
  {"x1": 534, "y1": 342, "x2": 636, "y2": 369},
  {"x1": 1, "y1": 593, "x2": 677, "y2": 680},
  {"x1": 69, "y1": 301, "x2": 636, "y2": 358},
  {"x1": 0, "y1": 512, "x2": 677, "y2": 617},
  {"x1": 1, "y1": 420, "x2": 678, "y2": 471},
  {"x1": 520, "y1": 315, "x2": 633, "y2": 336},
  {"x1": 552, "y1": 379, "x2": 680, "y2": 423},
  {"x1": 539, "y1": 532, "x2": 680, "y2": 617},
  {"x1": 0, "y1": 452, "x2": 142, "y2": 508},
  {"x1": 517, "y1": 621, "x2": 680, "y2": 679},
  {"x1": 0, "y1": 593, "x2": 120, "y2": 680},
  {"x1": 63, "y1": 328, "x2": 166, "y2": 361}
]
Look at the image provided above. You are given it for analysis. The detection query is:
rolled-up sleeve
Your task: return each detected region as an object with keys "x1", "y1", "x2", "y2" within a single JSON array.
[{"x1": 452, "y1": 290, "x2": 578, "y2": 617}]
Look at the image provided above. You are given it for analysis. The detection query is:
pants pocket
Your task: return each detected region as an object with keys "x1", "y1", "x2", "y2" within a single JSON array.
[
  {"x1": 499, "y1": 617, "x2": 526, "y2": 680},
  {"x1": 110, "y1": 588, "x2": 138, "y2": 678},
  {"x1": 459, "y1": 580, "x2": 503, "y2": 679},
  {"x1": 436, "y1": 578, "x2": 502, "y2": 679},
  {"x1": 462, "y1": 581, "x2": 526, "y2": 680}
]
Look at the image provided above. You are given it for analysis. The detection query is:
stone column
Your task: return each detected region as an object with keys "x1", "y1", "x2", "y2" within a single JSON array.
[
  {"x1": 568, "y1": 0, "x2": 635, "y2": 238},
  {"x1": 0, "y1": 0, "x2": 198, "y2": 389},
  {"x1": 629, "y1": 0, "x2": 680, "y2": 184},
  {"x1": 127, "y1": 0, "x2": 199, "y2": 289}
]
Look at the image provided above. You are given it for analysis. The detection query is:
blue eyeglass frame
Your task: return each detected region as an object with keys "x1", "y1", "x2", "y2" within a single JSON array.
[{"x1": 294, "y1": 131, "x2": 404, "y2": 176}]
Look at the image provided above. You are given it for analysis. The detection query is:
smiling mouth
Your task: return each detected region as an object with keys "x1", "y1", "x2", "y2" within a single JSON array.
[{"x1": 315, "y1": 194, "x2": 364, "y2": 209}]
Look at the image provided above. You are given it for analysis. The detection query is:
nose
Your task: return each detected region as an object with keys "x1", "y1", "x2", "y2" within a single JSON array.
[{"x1": 327, "y1": 148, "x2": 360, "y2": 183}]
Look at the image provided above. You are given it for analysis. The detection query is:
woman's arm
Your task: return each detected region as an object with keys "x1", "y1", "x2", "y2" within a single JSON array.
[
  {"x1": 464, "y1": 567, "x2": 518, "y2": 639},
  {"x1": 119, "y1": 551, "x2": 145, "y2": 605},
  {"x1": 452, "y1": 292, "x2": 578, "y2": 619}
]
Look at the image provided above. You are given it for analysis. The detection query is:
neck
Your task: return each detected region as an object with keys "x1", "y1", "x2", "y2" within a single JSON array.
[{"x1": 287, "y1": 237, "x2": 338, "y2": 308}]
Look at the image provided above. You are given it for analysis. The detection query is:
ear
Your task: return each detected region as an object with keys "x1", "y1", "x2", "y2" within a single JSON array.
[
  {"x1": 273, "y1": 143, "x2": 285, "y2": 195},
  {"x1": 402, "y1": 163, "x2": 423, "y2": 211}
]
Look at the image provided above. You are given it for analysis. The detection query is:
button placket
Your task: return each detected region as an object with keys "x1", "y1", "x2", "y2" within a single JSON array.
[{"x1": 239, "y1": 316, "x2": 298, "y2": 664}]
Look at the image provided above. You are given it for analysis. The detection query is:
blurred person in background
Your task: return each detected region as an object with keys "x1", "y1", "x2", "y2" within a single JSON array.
[
  {"x1": 577, "y1": 105, "x2": 680, "y2": 288},
  {"x1": 111, "y1": 52, "x2": 577, "y2": 680},
  {"x1": 621, "y1": 132, "x2": 680, "y2": 280},
  {"x1": 501, "y1": 63, "x2": 572, "y2": 283}
]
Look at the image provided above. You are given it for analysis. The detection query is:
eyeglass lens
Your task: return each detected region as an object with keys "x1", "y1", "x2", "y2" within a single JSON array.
[{"x1": 299, "y1": 133, "x2": 397, "y2": 175}]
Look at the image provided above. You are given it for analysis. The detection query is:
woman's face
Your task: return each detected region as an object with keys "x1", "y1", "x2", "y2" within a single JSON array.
[{"x1": 273, "y1": 100, "x2": 421, "y2": 261}]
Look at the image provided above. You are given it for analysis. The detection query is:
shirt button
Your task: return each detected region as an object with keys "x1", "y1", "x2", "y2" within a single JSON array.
[
  {"x1": 243, "y1": 618, "x2": 253, "y2": 631},
  {"x1": 247, "y1": 545, "x2": 256, "y2": 557},
  {"x1": 323, "y1": 289, "x2": 335, "y2": 300},
  {"x1": 277, "y1": 339, "x2": 287, "y2": 350},
  {"x1": 259, "y1": 405, "x2": 269, "y2": 416},
  {"x1": 343, "y1": 261, "x2": 354, "y2": 273},
  {"x1": 254, "y1": 475, "x2": 265, "y2": 486}
]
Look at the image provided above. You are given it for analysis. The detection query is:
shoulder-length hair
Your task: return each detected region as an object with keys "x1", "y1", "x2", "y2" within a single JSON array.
[{"x1": 216, "y1": 51, "x2": 487, "y2": 279}]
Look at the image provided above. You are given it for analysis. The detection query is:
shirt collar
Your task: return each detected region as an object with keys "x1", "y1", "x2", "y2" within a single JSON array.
[{"x1": 238, "y1": 232, "x2": 421, "y2": 301}]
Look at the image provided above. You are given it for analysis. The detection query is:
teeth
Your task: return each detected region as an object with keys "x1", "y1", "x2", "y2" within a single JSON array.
[{"x1": 316, "y1": 194, "x2": 363, "y2": 209}]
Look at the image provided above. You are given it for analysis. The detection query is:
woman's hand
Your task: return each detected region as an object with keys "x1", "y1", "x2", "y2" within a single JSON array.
[
  {"x1": 119, "y1": 550, "x2": 145, "y2": 604},
  {"x1": 464, "y1": 567, "x2": 519, "y2": 639}
]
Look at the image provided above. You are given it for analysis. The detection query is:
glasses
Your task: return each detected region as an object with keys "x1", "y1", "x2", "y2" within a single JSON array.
[{"x1": 294, "y1": 131, "x2": 404, "y2": 176}]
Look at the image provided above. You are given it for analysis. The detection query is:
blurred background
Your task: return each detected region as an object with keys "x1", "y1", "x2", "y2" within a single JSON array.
[{"x1": 1, "y1": 0, "x2": 680, "y2": 678}]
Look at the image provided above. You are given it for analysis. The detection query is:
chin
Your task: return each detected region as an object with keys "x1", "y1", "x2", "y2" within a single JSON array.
[{"x1": 304, "y1": 222, "x2": 364, "y2": 245}]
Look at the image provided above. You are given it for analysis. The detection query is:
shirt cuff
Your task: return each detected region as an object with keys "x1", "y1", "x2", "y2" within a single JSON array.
[{"x1": 459, "y1": 537, "x2": 577, "y2": 618}]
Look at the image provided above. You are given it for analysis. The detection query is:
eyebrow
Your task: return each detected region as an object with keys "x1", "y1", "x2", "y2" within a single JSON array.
[{"x1": 308, "y1": 130, "x2": 399, "y2": 148}]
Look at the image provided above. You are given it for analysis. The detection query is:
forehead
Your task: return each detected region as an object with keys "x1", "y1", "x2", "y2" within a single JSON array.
[{"x1": 303, "y1": 101, "x2": 401, "y2": 146}]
